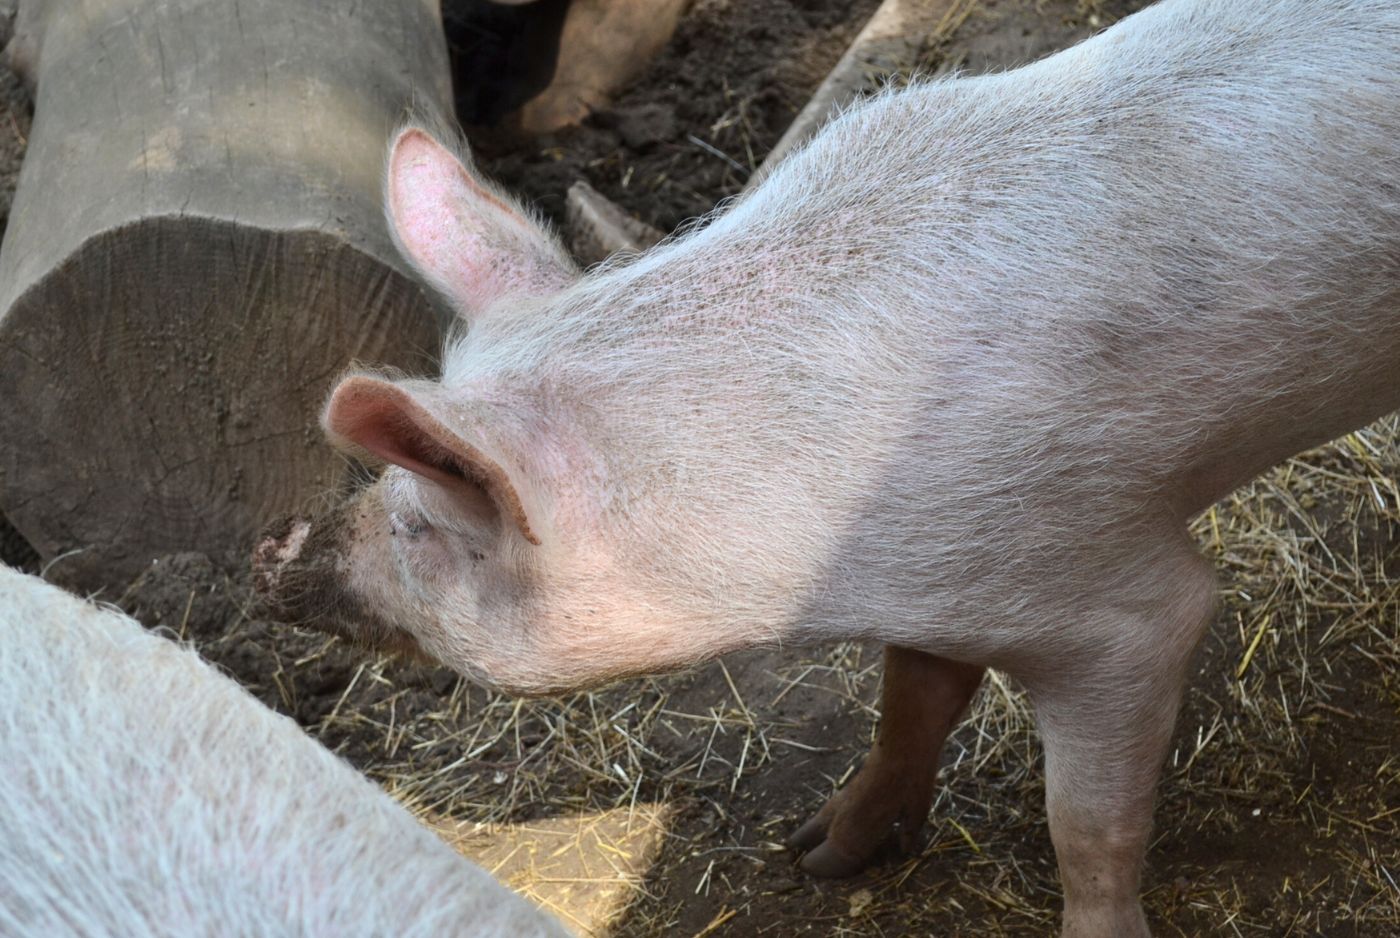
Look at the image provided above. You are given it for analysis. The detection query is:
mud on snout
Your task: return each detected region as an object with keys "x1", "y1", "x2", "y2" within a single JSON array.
[{"x1": 252, "y1": 500, "x2": 425, "y2": 660}]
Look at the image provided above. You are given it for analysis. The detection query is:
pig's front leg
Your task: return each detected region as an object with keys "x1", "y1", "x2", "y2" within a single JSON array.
[
  {"x1": 1024, "y1": 548, "x2": 1218, "y2": 938},
  {"x1": 789, "y1": 647, "x2": 984, "y2": 877}
]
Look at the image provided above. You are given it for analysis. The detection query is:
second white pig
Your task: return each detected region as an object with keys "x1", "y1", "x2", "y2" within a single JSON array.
[{"x1": 0, "y1": 565, "x2": 567, "y2": 938}]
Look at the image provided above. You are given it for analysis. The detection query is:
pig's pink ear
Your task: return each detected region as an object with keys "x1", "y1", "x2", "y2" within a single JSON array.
[
  {"x1": 323, "y1": 375, "x2": 541, "y2": 545},
  {"x1": 386, "y1": 127, "x2": 578, "y2": 320}
]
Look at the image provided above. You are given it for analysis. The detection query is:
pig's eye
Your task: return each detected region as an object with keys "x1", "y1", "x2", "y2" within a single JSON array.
[{"x1": 388, "y1": 510, "x2": 429, "y2": 540}]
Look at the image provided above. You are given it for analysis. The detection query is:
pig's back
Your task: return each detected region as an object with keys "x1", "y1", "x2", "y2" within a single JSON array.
[
  {"x1": 725, "y1": 0, "x2": 1400, "y2": 649},
  {"x1": 759, "y1": 0, "x2": 1400, "y2": 502}
]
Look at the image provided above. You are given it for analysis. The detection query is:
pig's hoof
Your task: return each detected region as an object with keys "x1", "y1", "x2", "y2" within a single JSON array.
[
  {"x1": 787, "y1": 762, "x2": 933, "y2": 878},
  {"x1": 789, "y1": 811, "x2": 878, "y2": 878}
]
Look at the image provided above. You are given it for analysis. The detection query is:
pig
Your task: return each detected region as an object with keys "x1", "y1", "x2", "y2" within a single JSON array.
[
  {"x1": 450, "y1": 0, "x2": 687, "y2": 132},
  {"x1": 0, "y1": 565, "x2": 568, "y2": 938},
  {"x1": 255, "y1": 0, "x2": 1400, "y2": 934},
  {"x1": 511, "y1": 0, "x2": 689, "y2": 134}
]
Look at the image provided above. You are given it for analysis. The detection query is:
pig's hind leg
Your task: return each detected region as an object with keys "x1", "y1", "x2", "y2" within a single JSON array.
[
  {"x1": 789, "y1": 646, "x2": 985, "y2": 877},
  {"x1": 1021, "y1": 546, "x2": 1218, "y2": 938}
]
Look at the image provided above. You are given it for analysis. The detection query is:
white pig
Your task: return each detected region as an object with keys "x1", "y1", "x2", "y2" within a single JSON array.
[
  {"x1": 255, "y1": 1, "x2": 1400, "y2": 934},
  {"x1": 0, "y1": 565, "x2": 568, "y2": 938}
]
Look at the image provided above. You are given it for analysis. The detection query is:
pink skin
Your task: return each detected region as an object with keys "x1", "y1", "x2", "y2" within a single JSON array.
[
  {"x1": 258, "y1": 127, "x2": 1207, "y2": 932},
  {"x1": 386, "y1": 130, "x2": 576, "y2": 316},
  {"x1": 257, "y1": 3, "x2": 1400, "y2": 933}
]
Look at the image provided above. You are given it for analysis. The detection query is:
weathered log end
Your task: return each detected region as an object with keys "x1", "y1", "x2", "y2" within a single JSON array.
[
  {"x1": 565, "y1": 180, "x2": 665, "y2": 266},
  {"x1": 0, "y1": 219, "x2": 440, "y2": 586},
  {"x1": 0, "y1": 0, "x2": 453, "y2": 588}
]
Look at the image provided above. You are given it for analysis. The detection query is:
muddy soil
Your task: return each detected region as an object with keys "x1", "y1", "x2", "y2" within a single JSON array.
[{"x1": 2, "y1": 2, "x2": 1397, "y2": 937}]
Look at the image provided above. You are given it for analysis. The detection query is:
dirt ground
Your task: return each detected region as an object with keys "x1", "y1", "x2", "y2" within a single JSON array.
[{"x1": 2, "y1": 1, "x2": 1398, "y2": 936}]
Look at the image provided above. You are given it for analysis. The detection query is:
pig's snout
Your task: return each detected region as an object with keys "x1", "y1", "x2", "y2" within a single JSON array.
[
  {"x1": 252, "y1": 506, "x2": 428, "y2": 661},
  {"x1": 252, "y1": 517, "x2": 312, "y2": 598}
]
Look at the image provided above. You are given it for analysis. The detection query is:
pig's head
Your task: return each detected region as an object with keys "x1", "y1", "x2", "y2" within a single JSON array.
[
  {"x1": 254, "y1": 370, "x2": 577, "y2": 693},
  {"x1": 254, "y1": 127, "x2": 760, "y2": 694}
]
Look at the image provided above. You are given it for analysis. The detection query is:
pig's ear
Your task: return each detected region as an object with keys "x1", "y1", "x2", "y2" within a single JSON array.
[
  {"x1": 323, "y1": 375, "x2": 541, "y2": 546},
  {"x1": 385, "y1": 127, "x2": 578, "y2": 320}
]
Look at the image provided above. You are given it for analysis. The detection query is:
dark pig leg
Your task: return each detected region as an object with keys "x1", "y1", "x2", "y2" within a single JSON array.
[{"x1": 790, "y1": 646, "x2": 984, "y2": 877}]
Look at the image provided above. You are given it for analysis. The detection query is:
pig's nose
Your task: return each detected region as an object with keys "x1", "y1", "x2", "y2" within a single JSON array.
[{"x1": 251, "y1": 518, "x2": 312, "y2": 593}]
